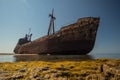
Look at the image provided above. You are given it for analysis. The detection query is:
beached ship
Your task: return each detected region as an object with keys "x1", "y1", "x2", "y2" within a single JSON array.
[{"x1": 14, "y1": 10, "x2": 100, "y2": 55}]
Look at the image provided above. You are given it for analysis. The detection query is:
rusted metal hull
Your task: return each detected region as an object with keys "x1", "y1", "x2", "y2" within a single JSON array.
[
  {"x1": 14, "y1": 17, "x2": 100, "y2": 55},
  {"x1": 16, "y1": 40, "x2": 94, "y2": 55}
]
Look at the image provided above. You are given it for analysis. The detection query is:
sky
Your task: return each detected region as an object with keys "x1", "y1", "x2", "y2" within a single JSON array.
[{"x1": 0, "y1": 0, "x2": 120, "y2": 54}]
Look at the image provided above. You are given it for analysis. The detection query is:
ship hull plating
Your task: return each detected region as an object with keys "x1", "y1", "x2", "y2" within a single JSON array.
[{"x1": 17, "y1": 40, "x2": 94, "y2": 55}]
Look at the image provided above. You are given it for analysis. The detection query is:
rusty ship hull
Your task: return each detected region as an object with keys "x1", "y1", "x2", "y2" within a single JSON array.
[{"x1": 14, "y1": 17, "x2": 100, "y2": 55}]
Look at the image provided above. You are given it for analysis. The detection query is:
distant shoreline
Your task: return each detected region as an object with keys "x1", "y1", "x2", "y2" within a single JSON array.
[
  {"x1": 0, "y1": 53, "x2": 38, "y2": 55},
  {"x1": 0, "y1": 53, "x2": 14, "y2": 55}
]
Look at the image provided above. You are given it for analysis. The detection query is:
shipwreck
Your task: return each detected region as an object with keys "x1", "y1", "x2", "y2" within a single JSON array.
[{"x1": 14, "y1": 10, "x2": 100, "y2": 55}]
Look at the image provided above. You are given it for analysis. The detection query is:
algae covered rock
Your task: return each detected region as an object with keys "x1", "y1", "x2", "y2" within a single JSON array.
[{"x1": 0, "y1": 58, "x2": 120, "y2": 80}]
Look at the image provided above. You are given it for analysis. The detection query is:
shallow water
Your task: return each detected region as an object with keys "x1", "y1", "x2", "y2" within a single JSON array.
[{"x1": 0, "y1": 53, "x2": 119, "y2": 62}]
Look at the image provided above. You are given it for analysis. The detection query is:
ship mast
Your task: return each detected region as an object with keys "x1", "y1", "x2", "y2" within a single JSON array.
[{"x1": 48, "y1": 9, "x2": 56, "y2": 36}]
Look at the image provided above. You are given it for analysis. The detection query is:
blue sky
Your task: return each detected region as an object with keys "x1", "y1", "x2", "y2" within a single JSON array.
[{"x1": 0, "y1": 0, "x2": 120, "y2": 54}]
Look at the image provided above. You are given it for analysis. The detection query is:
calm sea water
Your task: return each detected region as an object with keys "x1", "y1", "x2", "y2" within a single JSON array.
[{"x1": 0, "y1": 53, "x2": 120, "y2": 62}]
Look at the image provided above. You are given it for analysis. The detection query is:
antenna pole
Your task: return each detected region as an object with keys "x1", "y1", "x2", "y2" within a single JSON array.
[
  {"x1": 28, "y1": 28, "x2": 31, "y2": 35},
  {"x1": 48, "y1": 9, "x2": 56, "y2": 36},
  {"x1": 27, "y1": 28, "x2": 32, "y2": 42}
]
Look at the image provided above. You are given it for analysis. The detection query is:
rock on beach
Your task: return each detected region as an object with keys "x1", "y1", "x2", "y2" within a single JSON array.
[{"x1": 0, "y1": 58, "x2": 120, "y2": 80}]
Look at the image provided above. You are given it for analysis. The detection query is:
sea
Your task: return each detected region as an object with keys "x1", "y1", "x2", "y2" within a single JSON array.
[{"x1": 0, "y1": 53, "x2": 120, "y2": 62}]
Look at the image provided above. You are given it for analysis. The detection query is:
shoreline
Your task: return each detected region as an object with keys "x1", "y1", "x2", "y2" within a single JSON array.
[
  {"x1": 0, "y1": 53, "x2": 38, "y2": 55},
  {"x1": 0, "y1": 53, "x2": 14, "y2": 55},
  {"x1": 0, "y1": 58, "x2": 120, "y2": 79}
]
